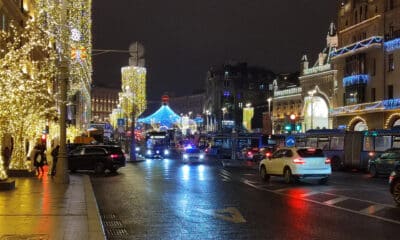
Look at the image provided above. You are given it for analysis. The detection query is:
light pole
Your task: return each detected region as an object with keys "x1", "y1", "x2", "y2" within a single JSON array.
[
  {"x1": 267, "y1": 97, "x2": 272, "y2": 133},
  {"x1": 308, "y1": 89, "x2": 316, "y2": 130}
]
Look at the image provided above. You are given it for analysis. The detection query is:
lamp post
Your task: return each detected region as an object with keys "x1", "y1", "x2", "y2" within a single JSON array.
[
  {"x1": 123, "y1": 86, "x2": 136, "y2": 161},
  {"x1": 308, "y1": 89, "x2": 316, "y2": 130},
  {"x1": 267, "y1": 97, "x2": 272, "y2": 134}
]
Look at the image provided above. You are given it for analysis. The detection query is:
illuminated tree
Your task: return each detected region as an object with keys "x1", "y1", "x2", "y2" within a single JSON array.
[{"x1": 0, "y1": 20, "x2": 58, "y2": 170}]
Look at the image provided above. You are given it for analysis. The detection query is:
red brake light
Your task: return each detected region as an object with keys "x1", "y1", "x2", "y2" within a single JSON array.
[
  {"x1": 307, "y1": 148, "x2": 316, "y2": 152},
  {"x1": 247, "y1": 151, "x2": 252, "y2": 155},
  {"x1": 293, "y1": 158, "x2": 306, "y2": 164},
  {"x1": 368, "y1": 152, "x2": 375, "y2": 157},
  {"x1": 266, "y1": 152, "x2": 271, "y2": 157},
  {"x1": 325, "y1": 158, "x2": 331, "y2": 164},
  {"x1": 110, "y1": 154, "x2": 118, "y2": 159}
]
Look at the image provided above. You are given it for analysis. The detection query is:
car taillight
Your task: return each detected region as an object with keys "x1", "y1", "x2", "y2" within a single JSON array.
[
  {"x1": 110, "y1": 154, "x2": 119, "y2": 159},
  {"x1": 247, "y1": 151, "x2": 252, "y2": 156},
  {"x1": 368, "y1": 151, "x2": 375, "y2": 157},
  {"x1": 293, "y1": 158, "x2": 306, "y2": 164},
  {"x1": 266, "y1": 152, "x2": 271, "y2": 157},
  {"x1": 325, "y1": 158, "x2": 331, "y2": 164}
]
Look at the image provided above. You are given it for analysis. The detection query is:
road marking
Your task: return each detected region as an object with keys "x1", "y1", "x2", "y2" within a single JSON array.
[
  {"x1": 359, "y1": 204, "x2": 386, "y2": 215},
  {"x1": 300, "y1": 191, "x2": 320, "y2": 197},
  {"x1": 323, "y1": 196, "x2": 349, "y2": 205},
  {"x1": 197, "y1": 207, "x2": 246, "y2": 223}
]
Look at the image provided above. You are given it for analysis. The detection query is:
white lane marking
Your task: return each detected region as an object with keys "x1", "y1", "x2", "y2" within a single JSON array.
[
  {"x1": 324, "y1": 196, "x2": 349, "y2": 205},
  {"x1": 197, "y1": 207, "x2": 246, "y2": 223},
  {"x1": 300, "y1": 191, "x2": 320, "y2": 197},
  {"x1": 359, "y1": 204, "x2": 386, "y2": 215},
  {"x1": 241, "y1": 178, "x2": 400, "y2": 225}
]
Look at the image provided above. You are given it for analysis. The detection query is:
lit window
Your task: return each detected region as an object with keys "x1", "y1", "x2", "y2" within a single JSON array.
[{"x1": 388, "y1": 54, "x2": 395, "y2": 72}]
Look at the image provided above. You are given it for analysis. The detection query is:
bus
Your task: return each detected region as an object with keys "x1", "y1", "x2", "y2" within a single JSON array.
[{"x1": 280, "y1": 128, "x2": 400, "y2": 171}]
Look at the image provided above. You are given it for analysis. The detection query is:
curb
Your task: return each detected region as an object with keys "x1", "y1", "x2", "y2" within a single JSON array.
[{"x1": 83, "y1": 175, "x2": 106, "y2": 240}]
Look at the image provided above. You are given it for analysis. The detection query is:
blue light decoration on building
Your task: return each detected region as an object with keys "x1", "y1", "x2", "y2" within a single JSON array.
[
  {"x1": 223, "y1": 91, "x2": 231, "y2": 97},
  {"x1": 384, "y1": 38, "x2": 400, "y2": 52},
  {"x1": 383, "y1": 98, "x2": 400, "y2": 110},
  {"x1": 330, "y1": 36, "x2": 383, "y2": 58},
  {"x1": 137, "y1": 105, "x2": 181, "y2": 129},
  {"x1": 343, "y1": 74, "x2": 370, "y2": 87}
]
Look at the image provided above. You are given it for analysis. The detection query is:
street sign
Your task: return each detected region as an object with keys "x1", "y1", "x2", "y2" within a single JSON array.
[
  {"x1": 117, "y1": 118, "x2": 125, "y2": 126},
  {"x1": 285, "y1": 135, "x2": 296, "y2": 147}
]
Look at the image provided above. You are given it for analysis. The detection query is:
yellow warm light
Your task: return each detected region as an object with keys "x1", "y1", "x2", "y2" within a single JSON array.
[{"x1": 121, "y1": 66, "x2": 147, "y2": 119}]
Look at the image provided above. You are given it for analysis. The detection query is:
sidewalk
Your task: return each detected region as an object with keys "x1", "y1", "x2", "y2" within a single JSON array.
[{"x1": 0, "y1": 167, "x2": 105, "y2": 240}]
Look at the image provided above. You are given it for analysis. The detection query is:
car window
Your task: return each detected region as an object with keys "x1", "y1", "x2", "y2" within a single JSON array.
[
  {"x1": 185, "y1": 148, "x2": 200, "y2": 154},
  {"x1": 70, "y1": 148, "x2": 83, "y2": 156},
  {"x1": 297, "y1": 148, "x2": 324, "y2": 157},
  {"x1": 284, "y1": 150, "x2": 293, "y2": 157},
  {"x1": 272, "y1": 150, "x2": 283, "y2": 158},
  {"x1": 85, "y1": 148, "x2": 106, "y2": 155}
]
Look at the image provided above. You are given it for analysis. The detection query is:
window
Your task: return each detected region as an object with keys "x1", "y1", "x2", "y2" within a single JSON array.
[
  {"x1": 371, "y1": 88, "x2": 376, "y2": 101},
  {"x1": 372, "y1": 58, "x2": 376, "y2": 76},
  {"x1": 388, "y1": 54, "x2": 394, "y2": 72},
  {"x1": 388, "y1": 85, "x2": 394, "y2": 99}
]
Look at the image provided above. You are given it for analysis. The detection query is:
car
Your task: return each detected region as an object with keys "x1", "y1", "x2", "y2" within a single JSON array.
[
  {"x1": 145, "y1": 144, "x2": 170, "y2": 158},
  {"x1": 182, "y1": 147, "x2": 205, "y2": 163},
  {"x1": 241, "y1": 147, "x2": 260, "y2": 161},
  {"x1": 368, "y1": 148, "x2": 400, "y2": 177},
  {"x1": 68, "y1": 145, "x2": 126, "y2": 174},
  {"x1": 253, "y1": 147, "x2": 275, "y2": 161},
  {"x1": 259, "y1": 147, "x2": 331, "y2": 184},
  {"x1": 389, "y1": 163, "x2": 400, "y2": 206}
]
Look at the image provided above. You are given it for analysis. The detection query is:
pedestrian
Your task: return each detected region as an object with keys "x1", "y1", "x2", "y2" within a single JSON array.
[
  {"x1": 51, "y1": 145, "x2": 59, "y2": 176},
  {"x1": 33, "y1": 145, "x2": 45, "y2": 175},
  {"x1": 2, "y1": 146, "x2": 11, "y2": 170}
]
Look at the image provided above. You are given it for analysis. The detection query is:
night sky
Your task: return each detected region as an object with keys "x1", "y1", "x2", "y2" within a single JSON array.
[{"x1": 92, "y1": 0, "x2": 338, "y2": 101}]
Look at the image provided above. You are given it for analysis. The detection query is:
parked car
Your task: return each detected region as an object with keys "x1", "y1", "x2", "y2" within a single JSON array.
[
  {"x1": 259, "y1": 147, "x2": 331, "y2": 184},
  {"x1": 68, "y1": 145, "x2": 126, "y2": 174},
  {"x1": 368, "y1": 148, "x2": 400, "y2": 177},
  {"x1": 389, "y1": 163, "x2": 400, "y2": 206},
  {"x1": 253, "y1": 147, "x2": 275, "y2": 161},
  {"x1": 182, "y1": 147, "x2": 205, "y2": 164}
]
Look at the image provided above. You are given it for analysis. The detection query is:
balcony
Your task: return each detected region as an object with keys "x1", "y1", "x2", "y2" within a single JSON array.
[
  {"x1": 343, "y1": 74, "x2": 370, "y2": 87},
  {"x1": 330, "y1": 36, "x2": 383, "y2": 59},
  {"x1": 274, "y1": 87, "x2": 302, "y2": 98}
]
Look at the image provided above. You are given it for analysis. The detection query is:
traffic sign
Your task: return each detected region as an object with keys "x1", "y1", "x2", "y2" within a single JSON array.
[
  {"x1": 285, "y1": 135, "x2": 296, "y2": 147},
  {"x1": 117, "y1": 118, "x2": 125, "y2": 126}
]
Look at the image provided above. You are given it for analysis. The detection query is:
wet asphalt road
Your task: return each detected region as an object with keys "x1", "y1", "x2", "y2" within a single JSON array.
[{"x1": 91, "y1": 157, "x2": 400, "y2": 240}]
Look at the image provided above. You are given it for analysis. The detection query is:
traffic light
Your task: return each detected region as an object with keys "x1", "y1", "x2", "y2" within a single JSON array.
[
  {"x1": 284, "y1": 124, "x2": 292, "y2": 131},
  {"x1": 296, "y1": 124, "x2": 302, "y2": 132},
  {"x1": 41, "y1": 134, "x2": 47, "y2": 144}
]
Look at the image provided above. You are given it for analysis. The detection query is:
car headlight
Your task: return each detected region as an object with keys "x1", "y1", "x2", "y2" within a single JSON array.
[
  {"x1": 183, "y1": 154, "x2": 188, "y2": 159},
  {"x1": 164, "y1": 149, "x2": 170, "y2": 155},
  {"x1": 146, "y1": 150, "x2": 152, "y2": 155},
  {"x1": 156, "y1": 150, "x2": 160, "y2": 154},
  {"x1": 199, "y1": 154, "x2": 204, "y2": 159},
  {"x1": 135, "y1": 147, "x2": 140, "y2": 152}
]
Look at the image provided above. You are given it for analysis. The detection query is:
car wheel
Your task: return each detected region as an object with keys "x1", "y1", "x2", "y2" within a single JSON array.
[
  {"x1": 94, "y1": 162, "x2": 105, "y2": 174},
  {"x1": 260, "y1": 166, "x2": 270, "y2": 182},
  {"x1": 393, "y1": 180, "x2": 400, "y2": 206},
  {"x1": 319, "y1": 177, "x2": 329, "y2": 185},
  {"x1": 369, "y1": 165, "x2": 378, "y2": 178},
  {"x1": 283, "y1": 168, "x2": 293, "y2": 184}
]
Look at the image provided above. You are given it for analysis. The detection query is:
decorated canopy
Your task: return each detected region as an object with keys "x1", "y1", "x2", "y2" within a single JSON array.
[{"x1": 137, "y1": 95, "x2": 181, "y2": 128}]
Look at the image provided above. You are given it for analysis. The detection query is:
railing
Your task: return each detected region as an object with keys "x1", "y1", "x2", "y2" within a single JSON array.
[{"x1": 274, "y1": 87, "x2": 302, "y2": 97}]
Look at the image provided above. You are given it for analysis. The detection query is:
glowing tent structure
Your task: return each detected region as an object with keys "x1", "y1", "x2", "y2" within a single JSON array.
[{"x1": 137, "y1": 95, "x2": 181, "y2": 129}]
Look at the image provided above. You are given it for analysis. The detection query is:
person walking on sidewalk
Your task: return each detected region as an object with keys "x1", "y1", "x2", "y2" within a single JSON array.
[
  {"x1": 33, "y1": 144, "x2": 45, "y2": 175},
  {"x1": 51, "y1": 145, "x2": 59, "y2": 176}
]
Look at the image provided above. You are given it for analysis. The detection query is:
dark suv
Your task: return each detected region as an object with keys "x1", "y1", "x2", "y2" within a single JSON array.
[
  {"x1": 68, "y1": 145, "x2": 126, "y2": 174},
  {"x1": 368, "y1": 148, "x2": 400, "y2": 177}
]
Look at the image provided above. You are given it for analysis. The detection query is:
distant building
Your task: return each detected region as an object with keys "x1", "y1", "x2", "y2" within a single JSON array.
[
  {"x1": 91, "y1": 87, "x2": 120, "y2": 122},
  {"x1": 331, "y1": 0, "x2": 400, "y2": 130},
  {"x1": 169, "y1": 93, "x2": 205, "y2": 118},
  {"x1": 204, "y1": 61, "x2": 275, "y2": 132}
]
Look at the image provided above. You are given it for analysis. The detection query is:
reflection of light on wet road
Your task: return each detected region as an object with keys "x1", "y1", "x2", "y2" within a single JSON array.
[
  {"x1": 197, "y1": 165, "x2": 205, "y2": 181},
  {"x1": 182, "y1": 165, "x2": 190, "y2": 181}
]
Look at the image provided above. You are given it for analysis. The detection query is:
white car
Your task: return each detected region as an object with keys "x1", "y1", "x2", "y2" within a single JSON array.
[
  {"x1": 259, "y1": 147, "x2": 331, "y2": 184},
  {"x1": 182, "y1": 148, "x2": 205, "y2": 163}
]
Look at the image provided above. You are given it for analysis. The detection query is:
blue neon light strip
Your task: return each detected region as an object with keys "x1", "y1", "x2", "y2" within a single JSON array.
[
  {"x1": 137, "y1": 105, "x2": 181, "y2": 128},
  {"x1": 383, "y1": 98, "x2": 400, "y2": 110},
  {"x1": 384, "y1": 38, "x2": 400, "y2": 52},
  {"x1": 343, "y1": 74, "x2": 369, "y2": 87},
  {"x1": 330, "y1": 36, "x2": 383, "y2": 58}
]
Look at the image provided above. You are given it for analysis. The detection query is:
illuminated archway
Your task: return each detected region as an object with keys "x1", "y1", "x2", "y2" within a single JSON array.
[
  {"x1": 303, "y1": 96, "x2": 329, "y2": 131},
  {"x1": 348, "y1": 116, "x2": 368, "y2": 131},
  {"x1": 385, "y1": 113, "x2": 400, "y2": 128}
]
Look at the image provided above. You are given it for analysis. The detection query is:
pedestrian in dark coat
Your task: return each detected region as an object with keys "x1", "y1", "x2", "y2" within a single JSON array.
[
  {"x1": 51, "y1": 145, "x2": 59, "y2": 176},
  {"x1": 33, "y1": 145, "x2": 45, "y2": 175}
]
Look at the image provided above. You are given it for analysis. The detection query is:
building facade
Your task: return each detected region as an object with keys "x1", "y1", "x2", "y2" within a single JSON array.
[
  {"x1": 169, "y1": 93, "x2": 205, "y2": 118},
  {"x1": 331, "y1": 0, "x2": 400, "y2": 130},
  {"x1": 91, "y1": 87, "x2": 120, "y2": 123},
  {"x1": 204, "y1": 61, "x2": 275, "y2": 133}
]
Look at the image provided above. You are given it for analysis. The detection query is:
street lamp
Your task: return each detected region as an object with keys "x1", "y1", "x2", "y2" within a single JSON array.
[
  {"x1": 267, "y1": 97, "x2": 272, "y2": 133},
  {"x1": 308, "y1": 89, "x2": 317, "y2": 130}
]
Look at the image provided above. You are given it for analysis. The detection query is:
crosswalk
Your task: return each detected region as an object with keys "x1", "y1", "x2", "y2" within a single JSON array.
[{"x1": 219, "y1": 169, "x2": 400, "y2": 225}]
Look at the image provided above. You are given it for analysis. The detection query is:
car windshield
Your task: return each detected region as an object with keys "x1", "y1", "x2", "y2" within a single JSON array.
[
  {"x1": 297, "y1": 148, "x2": 324, "y2": 157},
  {"x1": 185, "y1": 148, "x2": 200, "y2": 154}
]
